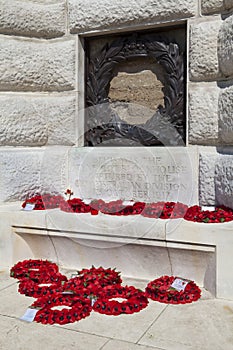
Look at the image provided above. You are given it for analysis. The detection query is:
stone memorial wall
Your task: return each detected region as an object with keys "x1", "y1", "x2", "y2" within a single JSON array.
[
  {"x1": 0, "y1": 0, "x2": 232, "y2": 208},
  {"x1": 69, "y1": 148, "x2": 198, "y2": 204}
]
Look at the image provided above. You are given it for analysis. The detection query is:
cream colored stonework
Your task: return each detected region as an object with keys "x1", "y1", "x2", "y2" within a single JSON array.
[{"x1": 0, "y1": 0, "x2": 66, "y2": 38}]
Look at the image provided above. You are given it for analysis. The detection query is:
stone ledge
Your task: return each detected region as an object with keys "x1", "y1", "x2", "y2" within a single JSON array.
[
  {"x1": 0, "y1": 37, "x2": 75, "y2": 92},
  {"x1": 0, "y1": 0, "x2": 66, "y2": 38},
  {"x1": 1, "y1": 203, "x2": 233, "y2": 298},
  {"x1": 68, "y1": 0, "x2": 197, "y2": 34},
  {"x1": 8, "y1": 207, "x2": 233, "y2": 299}
]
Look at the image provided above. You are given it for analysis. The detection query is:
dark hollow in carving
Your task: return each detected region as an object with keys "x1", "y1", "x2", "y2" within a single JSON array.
[{"x1": 85, "y1": 33, "x2": 185, "y2": 146}]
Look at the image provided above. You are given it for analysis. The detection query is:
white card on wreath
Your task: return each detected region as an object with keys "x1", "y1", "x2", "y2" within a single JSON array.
[
  {"x1": 20, "y1": 308, "x2": 38, "y2": 322},
  {"x1": 122, "y1": 201, "x2": 135, "y2": 206},
  {"x1": 23, "y1": 203, "x2": 35, "y2": 211},
  {"x1": 170, "y1": 278, "x2": 189, "y2": 292}
]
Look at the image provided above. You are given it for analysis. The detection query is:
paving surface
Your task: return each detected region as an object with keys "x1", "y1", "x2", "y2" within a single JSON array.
[{"x1": 1, "y1": 270, "x2": 233, "y2": 350}]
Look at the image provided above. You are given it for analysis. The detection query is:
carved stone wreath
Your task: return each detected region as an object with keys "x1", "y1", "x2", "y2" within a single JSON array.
[{"x1": 85, "y1": 34, "x2": 185, "y2": 146}]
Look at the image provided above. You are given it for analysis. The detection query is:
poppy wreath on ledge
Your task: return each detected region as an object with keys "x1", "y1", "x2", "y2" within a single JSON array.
[
  {"x1": 93, "y1": 285, "x2": 149, "y2": 316},
  {"x1": 22, "y1": 193, "x2": 233, "y2": 223},
  {"x1": 145, "y1": 276, "x2": 201, "y2": 304},
  {"x1": 184, "y1": 205, "x2": 233, "y2": 223},
  {"x1": 22, "y1": 194, "x2": 65, "y2": 210},
  {"x1": 31, "y1": 294, "x2": 92, "y2": 325},
  {"x1": 62, "y1": 266, "x2": 122, "y2": 297},
  {"x1": 10, "y1": 259, "x2": 59, "y2": 281}
]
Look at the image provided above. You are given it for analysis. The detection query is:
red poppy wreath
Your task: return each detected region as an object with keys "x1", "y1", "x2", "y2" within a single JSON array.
[
  {"x1": 10, "y1": 259, "x2": 59, "y2": 281},
  {"x1": 93, "y1": 285, "x2": 148, "y2": 316},
  {"x1": 62, "y1": 266, "x2": 122, "y2": 298},
  {"x1": 31, "y1": 294, "x2": 92, "y2": 325},
  {"x1": 145, "y1": 275, "x2": 201, "y2": 304},
  {"x1": 18, "y1": 275, "x2": 67, "y2": 298}
]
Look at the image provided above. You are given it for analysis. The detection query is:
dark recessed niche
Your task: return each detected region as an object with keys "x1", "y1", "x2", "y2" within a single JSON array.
[{"x1": 84, "y1": 25, "x2": 186, "y2": 147}]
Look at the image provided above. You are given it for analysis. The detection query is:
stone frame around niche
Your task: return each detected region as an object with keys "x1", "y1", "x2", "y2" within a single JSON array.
[{"x1": 84, "y1": 26, "x2": 186, "y2": 147}]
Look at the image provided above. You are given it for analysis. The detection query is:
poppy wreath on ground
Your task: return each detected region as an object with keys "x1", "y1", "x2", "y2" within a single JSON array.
[
  {"x1": 62, "y1": 266, "x2": 122, "y2": 298},
  {"x1": 22, "y1": 194, "x2": 65, "y2": 210},
  {"x1": 18, "y1": 277, "x2": 66, "y2": 298},
  {"x1": 145, "y1": 276, "x2": 201, "y2": 304},
  {"x1": 10, "y1": 259, "x2": 59, "y2": 280},
  {"x1": 93, "y1": 285, "x2": 149, "y2": 316},
  {"x1": 31, "y1": 294, "x2": 92, "y2": 325}
]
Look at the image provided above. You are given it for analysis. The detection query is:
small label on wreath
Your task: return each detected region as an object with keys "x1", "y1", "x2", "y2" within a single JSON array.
[
  {"x1": 24, "y1": 203, "x2": 35, "y2": 211},
  {"x1": 170, "y1": 278, "x2": 190, "y2": 292},
  {"x1": 122, "y1": 201, "x2": 135, "y2": 206},
  {"x1": 20, "y1": 308, "x2": 39, "y2": 322}
]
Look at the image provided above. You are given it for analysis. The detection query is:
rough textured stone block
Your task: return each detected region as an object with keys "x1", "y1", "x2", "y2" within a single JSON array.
[
  {"x1": 215, "y1": 154, "x2": 233, "y2": 209},
  {"x1": 219, "y1": 86, "x2": 233, "y2": 144},
  {"x1": 69, "y1": 0, "x2": 197, "y2": 33},
  {"x1": 224, "y1": 0, "x2": 233, "y2": 9},
  {"x1": 201, "y1": 0, "x2": 224, "y2": 14},
  {"x1": 218, "y1": 15, "x2": 233, "y2": 77},
  {"x1": 0, "y1": 147, "x2": 69, "y2": 202},
  {"x1": 0, "y1": 0, "x2": 66, "y2": 38},
  {"x1": 188, "y1": 83, "x2": 220, "y2": 145},
  {"x1": 0, "y1": 95, "x2": 76, "y2": 146},
  {"x1": 189, "y1": 19, "x2": 222, "y2": 81},
  {"x1": 0, "y1": 37, "x2": 75, "y2": 92},
  {"x1": 0, "y1": 150, "x2": 43, "y2": 202},
  {"x1": 199, "y1": 149, "x2": 218, "y2": 206}
]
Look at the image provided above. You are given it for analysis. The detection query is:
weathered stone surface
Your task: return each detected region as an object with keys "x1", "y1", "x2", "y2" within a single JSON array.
[
  {"x1": 201, "y1": 0, "x2": 224, "y2": 14},
  {"x1": 109, "y1": 70, "x2": 164, "y2": 111},
  {"x1": 218, "y1": 15, "x2": 233, "y2": 77},
  {"x1": 224, "y1": 0, "x2": 233, "y2": 9},
  {"x1": 0, "y1": 150, "x2": 43, "y2": 202},
  {"x1": 188, "y1": 83, "x2": 220, "y2": 145},
  {"x1": 0, "y1": 0, "x2": 66, "y2": 38},
  {"x1": 0, "y1": 37, "x2": 75, "y2": 92},
  {"x1": 219, "y1": 86, "x2": 233, "y2": 144},
  {"x1": 0, "y1": 95, "x2": 76, "y2": 146},
  {"x1": 189, "y1": 19, "x2": 222, "y2": 81},
  {"x1": 0, "y1": 147, "x2": 69, "y2": 202},
  {"x1": 69, "y1": 0, "x2": 197, "y2": 33},
  {"x1": 199, "y1": 148, "x2": 218, "y2": 205},
  {"x1": 215, "y1": 154, "x2": 233, "y2": 209}
]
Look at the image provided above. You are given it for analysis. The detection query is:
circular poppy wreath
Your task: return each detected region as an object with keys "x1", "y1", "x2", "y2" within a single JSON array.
[
  {"x1": 63, "y1": 266, "x2": 122, "y2": 297},
  {"x1": 10, "y1": 259, "x2": 59, "y2": 281},
  {"x1": 18, "y1": 274, "x2": 67, "y2": 298},
  {"x1": 145, "y1": 276, "x2": 201, "y2": 304},
  {"x1": 93, "y1": 285, "x2": 148, "y2": 316},
  {"x1": 77, "y1": 266, "x2": 122, "y2": 285},
  {"x1": 32, "y1": 294, "x2": 92, "y2": 325}
]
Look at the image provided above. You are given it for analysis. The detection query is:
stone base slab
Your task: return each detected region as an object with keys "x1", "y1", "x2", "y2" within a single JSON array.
[{"x1": 2, "y1": 204, "x2": 233, "y2": 300}]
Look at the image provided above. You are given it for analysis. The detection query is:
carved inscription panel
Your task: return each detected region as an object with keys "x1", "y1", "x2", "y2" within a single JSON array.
[{"x1": 69, "y1": 148, "x2": 198, "y2": 205}]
